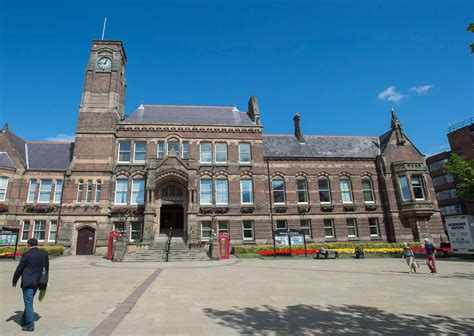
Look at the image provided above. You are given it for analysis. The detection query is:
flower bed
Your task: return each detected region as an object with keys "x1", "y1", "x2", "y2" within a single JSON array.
[{"x1": 254, "y1": 246, "x2": 452, "y2": 257}]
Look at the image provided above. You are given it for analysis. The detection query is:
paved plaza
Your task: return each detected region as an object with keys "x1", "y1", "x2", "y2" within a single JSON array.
[{"x1": 1, "y1": 256, "x2": 473, "y2": 335}]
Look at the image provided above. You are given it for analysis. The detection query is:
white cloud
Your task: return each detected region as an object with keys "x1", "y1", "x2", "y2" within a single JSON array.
[
  {"x1": 377, "y1": 86, "x2": 407, "y2": 103},
  {"x1": 44, "y1": 134, "x2": 75, "y2": 142},
  {"x1": 409, "y1": 85, "x2": 435, "y2": 95}
]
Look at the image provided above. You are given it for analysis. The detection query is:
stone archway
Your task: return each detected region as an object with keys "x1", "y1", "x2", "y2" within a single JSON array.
[
  {"x1": 156, "y1": 175, "x2": 189, "y2": 238},
  {"x1": 70, "y1": 222, "x2": 98, "y2": 255}
]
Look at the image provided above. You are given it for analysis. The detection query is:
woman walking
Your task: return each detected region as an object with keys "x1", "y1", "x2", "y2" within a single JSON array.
[{"x1": 402, "y1": 242, "x2": 418, "y2": 273}]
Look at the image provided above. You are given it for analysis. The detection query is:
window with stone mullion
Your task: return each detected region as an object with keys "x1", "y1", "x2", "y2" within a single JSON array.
[
  {"x1": 215, "y1": 143, "x2": 228, "y2": 164},
  {"x1": 33, "y1": 220, "x2": 46, "y2": 241},
  {"x1": 38, "y1": 179, "x2": 52, "y2": 203},
  {"x1": 118, "y1": 141, "x2": 131, "y2": 162},
  {"x1": 323, "y1": 219, "x2": 335, "y2": 238},
  {"x1": 411, "y1": 175, "x2": 425, "y2": 200},
  {"x1": 115, "y1": 179, "x2": 129, "y2": 205},
  {"x1": 199, "y1": 179, "x2": 212, "y2": 205},
  {"x1": 398, "y1": 175, "x2": 411, "y2": 201},
  {"x1": 240, "y1": 179, "x2": 253, "y2": 204},
  {"x1": 239, "y1": 143, "x2": 251, "y2": 164},
  {"x1": 134, "y1": 142, "x2": 147, "y2": 162},
  {"x1": 200, "y1": 143, "x2": 212, "y2": 164},
  {"x1": 131, "y1": 179, "x2": 145, "y2": 205},
  {"x1": 215, "y1": 179, "x2": 229, "y2": 205}
]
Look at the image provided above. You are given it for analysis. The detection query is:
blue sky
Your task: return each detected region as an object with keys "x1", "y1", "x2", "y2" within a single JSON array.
[{"x1": 0, "y1": 0, "x2": 472, "y2": 155}]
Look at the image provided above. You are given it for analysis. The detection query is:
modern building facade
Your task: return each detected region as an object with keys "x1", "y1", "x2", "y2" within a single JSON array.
[
  {"x1": 427, "y1": 118, "x2": 474, "y2": 224},
  {"x1": 0, "y1": 40, "x2": 446, "y2": 255}
]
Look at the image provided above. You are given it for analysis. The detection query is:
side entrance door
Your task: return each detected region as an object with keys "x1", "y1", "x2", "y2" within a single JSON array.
[{"x1": 76, "y1": 227, "x2": 95, "y2": 255}]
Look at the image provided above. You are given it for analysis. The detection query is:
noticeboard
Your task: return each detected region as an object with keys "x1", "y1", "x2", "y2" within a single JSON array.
[
  {"x1": 0, "y1": 234, "x2": 18, "y2": 246},
  {"x1": 0, "y1": 229, "x2": 20, "y2": 260}
]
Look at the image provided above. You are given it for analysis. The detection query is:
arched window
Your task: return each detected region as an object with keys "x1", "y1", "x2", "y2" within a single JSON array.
[
  {"x1": 318, "y1": 178, "x2": 331, "y2": 204},
  {"x1": 240, "y1": 179, "x2": 253, "y2": 204},
  {"x1": 296, "y1": 178, "x2": 309, "y2": 204},
  {"x1": 199, "y1": 179, "x2": 212, "y2": 205},
  {"x1": 362, "y1": 178, "x2": 375, "y2": 203},
  {"x1": 272, "y1": 178, "x2": 286, "y2": 204},
  {"x1": 339, "y1": 178, "x2": 353, "y2": 203},
  {"x1": 216, "y1": 178, "x2": 229, "y2": 205}
]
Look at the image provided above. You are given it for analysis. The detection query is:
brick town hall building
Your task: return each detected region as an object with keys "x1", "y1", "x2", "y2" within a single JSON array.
[{"x1": 0, "y1": 40, "x2": 446, "y2": 256}]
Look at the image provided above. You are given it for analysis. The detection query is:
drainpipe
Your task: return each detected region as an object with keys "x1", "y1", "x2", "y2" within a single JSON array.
[
  {"x1": 266, "y1": 159, "x2": 275, "y2": 245},
  {"x1": 55, "y1": 171, "x2": 67, "y2": 246}
]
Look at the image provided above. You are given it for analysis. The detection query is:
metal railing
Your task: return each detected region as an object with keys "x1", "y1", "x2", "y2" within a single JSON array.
[
  {"x1": 162, "y1": 227, "x2": 173, "y2": 262},
  {"x1": 447, "y1": 117, "x2": 474, "y2": 133}
]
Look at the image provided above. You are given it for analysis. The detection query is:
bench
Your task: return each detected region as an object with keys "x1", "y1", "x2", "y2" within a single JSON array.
[{"x1": 315, "y1": 249, "x2": 339, "y2": 259}]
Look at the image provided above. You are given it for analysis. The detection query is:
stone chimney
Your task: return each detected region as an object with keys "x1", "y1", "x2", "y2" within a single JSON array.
[
  {"x1": 294, "y1": 113, "x2": 305, "y2": 143},
  {"x1": 247, "y1": 96, "x2": 261, "y2": 125}
]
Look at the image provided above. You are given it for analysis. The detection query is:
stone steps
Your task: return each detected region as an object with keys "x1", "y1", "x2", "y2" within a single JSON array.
[{"x1": 122, "y1": 238, "x2": 210, "y2": 262}]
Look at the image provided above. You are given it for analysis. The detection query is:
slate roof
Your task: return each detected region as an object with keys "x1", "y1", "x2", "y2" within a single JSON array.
[
  {"x1": 27, "y1": 143, "x2": 73, "y2": 170},
  {"x1": 0, "y1": 152, "x2": 16, "y2": 169},
  {"x1": 263, "y1": 135, "x2": 380, "y2": 159},
  {"x1": 8, "y1": 131, "x2": 27, "y2": 164},
  {"x1": 121, "y1": 105, "x2": 256, "y2": 127}
]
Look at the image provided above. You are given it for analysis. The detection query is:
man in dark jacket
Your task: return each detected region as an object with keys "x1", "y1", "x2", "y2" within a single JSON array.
[
  {"x1": 12, "y1": 238, "x2": 49, "y2": 332},
  {"x1": 424, "y1": 238, "x2": 437, "y2": 275}
]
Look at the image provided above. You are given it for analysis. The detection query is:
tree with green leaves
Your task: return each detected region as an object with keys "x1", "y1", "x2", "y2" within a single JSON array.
[
  {"x1": 467, "y1": 23, "x2": 474, "y2": 53},
  {"x1": 444, "y1": 154, "x2": 474, "y2": 200}
]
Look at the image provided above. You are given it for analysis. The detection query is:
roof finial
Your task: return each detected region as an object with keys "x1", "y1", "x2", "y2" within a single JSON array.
[
  {"x1": 390, "y1": 108, "x2": 406, "y2": 145},
  {"x1": 247, "y1": 96, "x2": 261, "y2": 125}
]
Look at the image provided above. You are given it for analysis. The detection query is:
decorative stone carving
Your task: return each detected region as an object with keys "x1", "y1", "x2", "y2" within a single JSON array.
[
  {"x1": 343, "y1": 204, "x2": 357, "y2": 212},
  {"x1": 321, "y1": 204, "x2": 334, "y2": 212}
]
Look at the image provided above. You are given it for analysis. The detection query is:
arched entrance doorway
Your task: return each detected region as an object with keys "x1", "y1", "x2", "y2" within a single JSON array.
[
  {"x1": 158, "y1": 182, "x2": 186, "y2": 237},
  {"x1": 76, "y1": 226, "x2": 95, "y2": 255}
]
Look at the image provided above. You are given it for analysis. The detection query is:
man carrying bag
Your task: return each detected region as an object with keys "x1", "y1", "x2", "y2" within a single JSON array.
[{"x1": 12, "y1": 238, "x2": 49, "y2": 332}]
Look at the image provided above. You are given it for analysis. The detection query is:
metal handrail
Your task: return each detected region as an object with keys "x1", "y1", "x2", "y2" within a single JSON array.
[
  {"x1": 162, "y1": 227, "x2": 173, "y2": 262},
  {"x1": 447, "y1": 117, "x2": 474, "y2": 133}
]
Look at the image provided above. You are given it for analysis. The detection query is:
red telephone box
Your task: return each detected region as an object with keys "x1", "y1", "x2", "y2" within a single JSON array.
[
  {"x1": 107, "y1": 231, "x2": 122, "y2": 260},
  {"x1": 218, "y1": 232, "x2": 230, "y2": 260}
]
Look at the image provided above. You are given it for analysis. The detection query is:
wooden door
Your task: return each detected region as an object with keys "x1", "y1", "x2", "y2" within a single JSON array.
[{"x1": 76, "y1": 227, "x2": 95, "y2": 255}]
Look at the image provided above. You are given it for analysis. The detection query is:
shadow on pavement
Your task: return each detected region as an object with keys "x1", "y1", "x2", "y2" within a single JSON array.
[
  {"x1": 5, "y1": 310, "x2": 41, "y2": 326},
  {"x1": 203, "y1": 304, "x2": 473, "y2": 335}
]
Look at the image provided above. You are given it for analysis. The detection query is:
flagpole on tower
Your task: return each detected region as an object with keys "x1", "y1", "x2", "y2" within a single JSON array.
[{"x1": 101, "y1": 17, "x2": 107, "y2": 40}]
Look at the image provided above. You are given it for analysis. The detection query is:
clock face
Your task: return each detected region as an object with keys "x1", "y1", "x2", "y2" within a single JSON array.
[{"x1": 98, "y1": 57, "x2": 112, "y2": 70}]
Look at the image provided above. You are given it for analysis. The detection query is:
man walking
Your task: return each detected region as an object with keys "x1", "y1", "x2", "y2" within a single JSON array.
[
  {"x1": 424, "y1": 238, "x2": 437, "y2": 275},
  {"x1": 12, "y1": 238, "x2": 49, "y2": 332}
]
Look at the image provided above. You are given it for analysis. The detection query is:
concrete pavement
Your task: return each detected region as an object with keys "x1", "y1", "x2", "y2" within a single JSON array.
[{"x1": 1, "y1": 256, "x2": 473, "y2": 335}]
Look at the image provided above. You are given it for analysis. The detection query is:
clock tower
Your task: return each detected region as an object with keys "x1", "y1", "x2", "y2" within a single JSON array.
[
  {"x1": 76, "y1": 40, "x2": 127, "y2": 132},
  {"x1": 71, "y1": 40, "x2": 127, "y2": 173}
]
